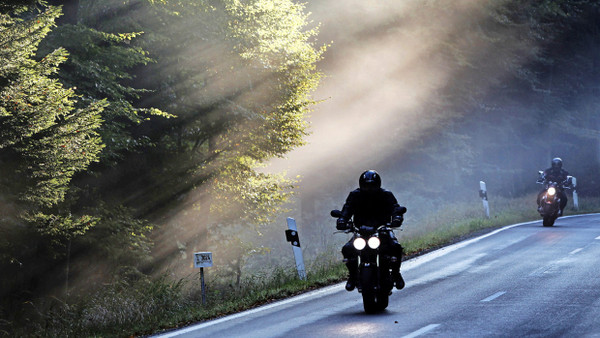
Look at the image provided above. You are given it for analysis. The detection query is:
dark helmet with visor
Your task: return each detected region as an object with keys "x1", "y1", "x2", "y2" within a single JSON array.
[
  {"x1": 551, "y1": 157, "x2": 563, "y2": 170},
  {"x1": 359, "y1": 170, "x2": 381, "y2": 193}
]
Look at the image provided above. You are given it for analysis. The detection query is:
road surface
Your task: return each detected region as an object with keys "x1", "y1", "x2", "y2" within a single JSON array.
[{"x1": 154, "y1": 214, "x2": 600, "y2": 337}]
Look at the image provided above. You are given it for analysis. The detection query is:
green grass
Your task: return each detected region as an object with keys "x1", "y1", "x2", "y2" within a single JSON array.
[
  {"x1": 402, "y1": 194, "x2": 600, "y2": 256},
  {"x1": 5, "y1": 195, "x2": 600, "y2": 337}
]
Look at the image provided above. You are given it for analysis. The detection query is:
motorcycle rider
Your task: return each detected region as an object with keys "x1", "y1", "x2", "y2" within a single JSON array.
[
  {"x1": 336, "y1": 170, "x2": 407, "y2": 291},
  {"x1": 537, "y1": 157, "x2": 570, "y2": 216}
]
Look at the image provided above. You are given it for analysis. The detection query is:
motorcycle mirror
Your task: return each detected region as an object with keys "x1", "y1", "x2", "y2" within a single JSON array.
[{"x1": 330, "y1": 209, "x2": 342, "y2": 218}]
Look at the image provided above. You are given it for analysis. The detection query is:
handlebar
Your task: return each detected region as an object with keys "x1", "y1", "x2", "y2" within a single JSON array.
[
  {"x1": 335, "y1": 222, "x2": 392, "y2": 234},
  {"x1": 537, "y1": 179, "x2": 572, "y2": 189},
  {"x1": 331, "y1": 209, "x2": 401, "y2": 236}
]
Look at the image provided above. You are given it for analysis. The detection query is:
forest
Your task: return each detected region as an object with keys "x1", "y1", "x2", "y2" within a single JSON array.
[{"x1": 1, "y1": 0, "x2": 600, "y2": 336}]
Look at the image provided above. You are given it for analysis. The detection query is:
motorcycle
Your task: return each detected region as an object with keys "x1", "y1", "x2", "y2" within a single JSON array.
[
  {"x1": 536, "y1": 171, "x2": 573, "y2": 227},
  {"x1": 330, "y1": 209, "x2": 400, "y2": 313}
]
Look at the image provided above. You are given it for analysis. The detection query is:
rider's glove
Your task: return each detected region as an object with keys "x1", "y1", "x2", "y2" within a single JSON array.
[
  {"x1": 391, "y1": 215, "x2": 404, "y2": 228},
  {"x1": 336, "y1": 218, "x2": 348, "y2": 230}
]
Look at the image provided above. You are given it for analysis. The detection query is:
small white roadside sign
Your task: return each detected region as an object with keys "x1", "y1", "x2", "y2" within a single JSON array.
[{"x1": 194, "y1": 252, "x2": 213, "y2": 268}]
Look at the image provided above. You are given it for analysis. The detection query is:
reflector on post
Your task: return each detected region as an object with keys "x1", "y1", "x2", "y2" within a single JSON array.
[
  {"x1": 285, "y1": 229, "x2": 300, "y2": 247},
  {"x1": 285, "y1": 217, "x2": 306, "y2": 280}
]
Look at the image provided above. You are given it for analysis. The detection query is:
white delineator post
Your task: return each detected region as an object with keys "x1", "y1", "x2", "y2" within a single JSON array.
[
  {"x1": 479, "y1": 181, "x2": 490, "y2": 218},
  {"x1": 571, "y1": 176, "x2": 579, "y2": 210},
  {"x1": 285, "y1": 217, "x2": 306, "y2": 280}
]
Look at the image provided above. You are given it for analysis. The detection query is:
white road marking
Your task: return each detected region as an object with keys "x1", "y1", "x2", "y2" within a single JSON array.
[
  {"x1": 481, "y1": 291, "x2": 506, "y2": 302},
  {"x1": 569, "y1": 248, "x2": 583, "y2": 255},
  {"x1": 402, "y1": 324, "x2": 441, "y2": 338},
  {"x1": 595, "y1": 236, "x2": 600, "y2": 240},
  {"x1": 153, "y1": 283, "x2": 344, "y2": 337}
]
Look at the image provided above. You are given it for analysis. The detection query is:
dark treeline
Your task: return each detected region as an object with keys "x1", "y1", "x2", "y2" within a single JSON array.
[{"x1": 1, "y1": 0, "x2": 600, "y2": 334}]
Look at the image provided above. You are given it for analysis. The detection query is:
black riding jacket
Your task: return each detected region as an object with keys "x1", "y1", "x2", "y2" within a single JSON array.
[
  {"x1": 542, "y1": 168, "x2": 569, "y2": 184},
  {"x1": 340, "y1": 188, "x2": 404, "y2": 226}
]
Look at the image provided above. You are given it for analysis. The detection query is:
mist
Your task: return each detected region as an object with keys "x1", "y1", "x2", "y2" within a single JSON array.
[
  {"x1": 39, "y1": 0, "x2": 600, "y2": 294},
  {"x1": 133, "y1": 0, "x2": 600, "y2": 285},
  {"x1": 253, "y1": 0, "x2": 600, "y2": 269},
  {"x1": 267, "y1": 0, "x2": 526, "y2": 186}
]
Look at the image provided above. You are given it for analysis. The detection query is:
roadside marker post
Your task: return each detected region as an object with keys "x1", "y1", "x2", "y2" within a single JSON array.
[
  {"x1": 571, "y1": 176, "x2": 579, "y2": 210},
  {"x1": 194, "y1": 252, "x2": 213, "y2": 305},
  {"x1": 479, "y1": 181, "x2": 490, "y2": 218},
  {"x1": 285, "y1": 217, "x2": 306, "y2": 280}
]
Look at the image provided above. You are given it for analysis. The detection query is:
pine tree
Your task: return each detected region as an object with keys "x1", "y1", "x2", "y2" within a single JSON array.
[{"x1": 0, "y1": 5, "x2": 106, "y2": 243}]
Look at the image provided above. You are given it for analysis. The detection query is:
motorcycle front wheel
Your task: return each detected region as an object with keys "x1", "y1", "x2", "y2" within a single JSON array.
[
  {"x1": 362, "y1": 289, "x2": 389, "y2": 313},
  {"x1": 543, "y1": 215, "x2": 556, "y2": 227},
  {"x1": 360, "y1": 267, "x2": 389, "y2": 313}
]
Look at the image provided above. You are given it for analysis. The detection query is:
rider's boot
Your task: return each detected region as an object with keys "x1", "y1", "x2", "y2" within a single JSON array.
[
  {"x1": 391, "y1": 254, "x2": 405, "y2": 290},
  {"x1": 392, "y1": 271, "x2": 405, "y2": 290}
]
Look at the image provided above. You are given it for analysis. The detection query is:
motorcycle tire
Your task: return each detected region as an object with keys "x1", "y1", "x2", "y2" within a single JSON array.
[
  {"x1": 543, "y1": 215, "x2": 556, "y2": 227},
  {"x1": 360, "y1": 266, "x2": 389, "y2": 313}
]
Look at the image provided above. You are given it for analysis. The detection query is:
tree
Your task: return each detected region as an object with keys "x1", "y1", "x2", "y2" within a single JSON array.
[
  {"x1": 70, "y1": 0, "x2": 324, "y2": 222},
  {"x1": 0, "y1": 4, "x2": 109, "y2": 307},
  {"x1": 0, "y1": 5, "x2": 105, "y2": 244},
  {"x1": 65, "y1": 0, "x2": 324, "y2": 277},
  {"x1": 1, "y1": 0, "x2": 324, "y2": 292}
]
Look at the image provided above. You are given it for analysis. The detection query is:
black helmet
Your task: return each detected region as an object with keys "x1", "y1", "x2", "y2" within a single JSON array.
[
  {"x1": 359, "y1": 170, "x2": 381, "y2": 192},
  {"x1": 551, "y1": 157, "x2": 563, "y2": 170}
]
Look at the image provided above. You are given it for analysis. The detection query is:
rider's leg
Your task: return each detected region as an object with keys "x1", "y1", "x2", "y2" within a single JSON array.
[
  {"x1": 537, "y1": 190, "x2": 545, "y2": 211},
  {"x1": 342, "y1": 241, "x2": 358, "y2": 291},
  {"x1": 381, "y1": 235, "x2": 405, "y2": 290},
  {"x1": 559, "y1": 192, "x2": 568, "y2": 216},
  {"x1": 390, "y1": 242, "x2": 404, "y2": 290}
]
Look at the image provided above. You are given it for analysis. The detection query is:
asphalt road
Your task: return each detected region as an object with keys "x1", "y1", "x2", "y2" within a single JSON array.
[{"x1": 154, "y1": 214, "x2": 600, "y2": 338}]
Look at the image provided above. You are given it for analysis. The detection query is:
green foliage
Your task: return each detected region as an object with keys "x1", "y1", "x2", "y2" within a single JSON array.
[
  {"x1": 0, "y1": 4, "x2": 324, "y2": 326},
  {"x1": 0, "y1": 5, "x2": 104, "y2": 227},
  {"x1": 0, "y1": 6, "x2": 109, "y2": 325},
  {"x1": 80, "y1": 204, "x2": 154, "y2": 268},
  {"x1": 0, "y1": 0, "x2": 323, "y2": 312},
  {"x1": 0, "y1": 1, "x2": 39, "y2": 15},
  {"x1": 38, "y1": 23, "x2": 174, "y2": 163},
  {"x1": 3, "y1": 270, "x2": 188, "y2": 337},
  {"x1": 210, "y1": 158, "x2": 296, "y2": 224},
  {"x1": 73, "y1": 0, "x2": 324, "y2": 226}
]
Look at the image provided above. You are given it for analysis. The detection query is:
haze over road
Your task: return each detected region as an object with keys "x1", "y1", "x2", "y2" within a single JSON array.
[{"x1": 155, "y1": 214, "x2": 600, "y2": 337}]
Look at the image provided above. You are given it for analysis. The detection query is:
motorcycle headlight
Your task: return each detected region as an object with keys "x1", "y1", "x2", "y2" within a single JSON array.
[
  {"x1": 353, "y1": 237, "x2": 366, "y2": 250},
  {"x1": 547, "y1": 187, "x2": 556, "y2": 196},
  {"x1": 367, "y1": 236, "x2": 380, "y2": 249}
]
